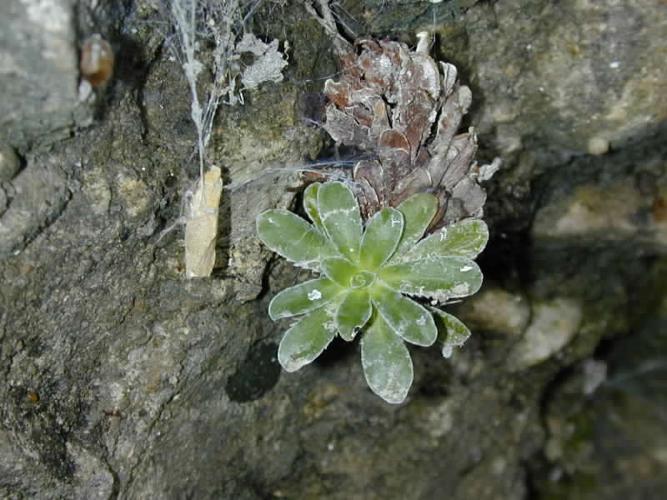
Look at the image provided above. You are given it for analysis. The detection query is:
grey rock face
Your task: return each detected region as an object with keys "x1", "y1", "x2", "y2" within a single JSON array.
[
  {"x1": 438, "y1": 0, "x2": 667, "y2": 155},
  {"x1": 0, "y1": 0, "x2": 665, "y2": 499},
  {"x1": 0, "y1": 0, "x2": 91, "y2": 148},
  {"x1": 0, "y1": 156, "x2": 69, "y2": 257},
  {"x1": 0, "y1": 146, "x2": 21, "y2": 182}
]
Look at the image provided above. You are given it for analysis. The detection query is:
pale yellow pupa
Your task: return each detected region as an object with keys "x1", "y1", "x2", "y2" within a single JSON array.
[{"x1": 185, "y1": 166, "x2": 223, "y2": 278}]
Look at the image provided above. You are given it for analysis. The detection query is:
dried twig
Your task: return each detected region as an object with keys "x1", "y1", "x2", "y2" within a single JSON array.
[{"x1": 304, "y1": 0, "x2": 351, "y2": 55}]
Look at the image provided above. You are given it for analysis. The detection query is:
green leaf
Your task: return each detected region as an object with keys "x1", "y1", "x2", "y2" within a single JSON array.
[
  {"x1": 320, "y1": 257, "x2": 358, "y2": 287},
  {"x1": 381, "y1": 256, "x2": 483, "y2": 302},
  {"x1": 318, "y1": 181, "x2": 363, "y2": 260},
  {"x1": 256, "y1": 209, "x2": 335, "y2": 268},
  {"x1": 393, "y1": 193, "x2": 438, "y2": 258},
  {"x1": 361, "y1": 315, "x2": 413, "y2": 404},
  {"x1": 372, "y1": 285, "x2": 437, "y2": 346},
  {"x1": 303, "y1": 182, "x2": 325, "y2": 231},
  {"x1": 402, "y1": 219, "x2": 489, "y2": 261},
  {"x1": 432, "y1": 309, "x2": 471, "y2": 358},
  {"x1": 277, "y1": 308, "x2": 337, "y2": 372},
  {"x1": 335, "y1": 290, "x2": 372, "y2": 341},
  {"x1": 359, "y1": 208, "x2": 404, "y2": 270},
  {"x1": 269, "y1": 278, "x2": 342, "y2": 320}
]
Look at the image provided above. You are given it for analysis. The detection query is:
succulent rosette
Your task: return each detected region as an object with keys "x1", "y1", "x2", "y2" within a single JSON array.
[{"x1": 256, "y1": 181, "x2": 488, "y2": 403}]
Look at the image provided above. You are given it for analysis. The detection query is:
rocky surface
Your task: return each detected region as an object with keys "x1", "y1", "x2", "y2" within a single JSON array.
[
  {"x1": 0, "y1": 0, "x2": 665, "y2": 498},
  {"x1": 0, "y1": 0, "x2": 87, "y2": 148}
]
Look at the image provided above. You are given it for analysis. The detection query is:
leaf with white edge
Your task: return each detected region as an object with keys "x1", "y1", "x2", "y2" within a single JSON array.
[
  {"x1": 303, "y1": 182, "x2": 325, "y2": 231},
  {"x1": 269, "y1": 278, "x2": 342, "y2": 320},
  {"x1": 318, "y1": 181, "x2": 363, "y2": 260},
  {"x1": 372, "y1": 285, "x2": 437, "y2": 346},
  {"x1": 335, "y1": 289, "x2": 372, "y2": 341},
  {"x1": 277, "y1": 308, "x2": 337, "y2": 372},
  {"x1": 432, "y1": 308, "x2": 471, "y2": 358},
  {"x1": 256, "y1": 209, "x2": 335, "y2": 267},
  {"x1": 359, "y1": 208, "x2": 404, "y2": 270},
  {"x1": 403, "y1": 219, "x2": 489, "y2": 261},
  {"x1": 392, "y1": 193, "x2": 438, "y2": 258},
  {"x1": 381, "y1": 256, "x2": 483, "y2": 303},
  {"x1": 320, "y1": 257, "x2": 358, "y2": 287},
  {"x1": 361, "y1": 314, "x2": 413, "y2": 404}
]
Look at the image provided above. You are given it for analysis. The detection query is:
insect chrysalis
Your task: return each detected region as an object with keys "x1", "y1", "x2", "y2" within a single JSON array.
[{"x1": 185, "y1": 166, "x2": 223, "y2": 278}]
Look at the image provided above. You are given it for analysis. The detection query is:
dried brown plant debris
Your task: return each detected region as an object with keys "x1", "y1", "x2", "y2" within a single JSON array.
[
  {"x1": 323, "y1": 33, "x2": 491, "y2": 228},
  {"x1": 307, "y1": 1, "x2": 496, "y2": 227}
]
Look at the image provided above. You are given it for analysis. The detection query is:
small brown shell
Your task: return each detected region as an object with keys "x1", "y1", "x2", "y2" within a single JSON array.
[{"x1": 80, "y1": 34, "x2": 114, "y2": 87}]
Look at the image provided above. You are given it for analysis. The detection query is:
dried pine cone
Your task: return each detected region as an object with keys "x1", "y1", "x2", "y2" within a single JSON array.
[{"x1": 322, "y1": 34, "x2": 488, "y2": 228}]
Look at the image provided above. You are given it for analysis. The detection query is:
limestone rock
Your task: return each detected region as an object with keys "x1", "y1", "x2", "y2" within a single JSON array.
[
  {"x1": 457, "y1": 286, "x2": 530, "y2": 337},
  {"x1": 0, "y1": 0, "x2": 90, "y2": 148},
  {"x1": 464, "y1": 0, "x2": 667, "y2": 153},
  {"x1": 509, "y1": 298, "x2": 583, "y2": 370},
  {"x1": 533, "y1": 175, "x2": 667, "y2": 249},
  {"x1": 0, "y1": 145, "x2": 21, "y2": 182},
  {"x1": 0, "y1": 156, "x2": 69, "y2": 257}
]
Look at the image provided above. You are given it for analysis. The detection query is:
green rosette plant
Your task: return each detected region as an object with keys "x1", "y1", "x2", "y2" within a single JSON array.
[{"x1": 256, "y1": 181, "x2": 488, "y2": 404}]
